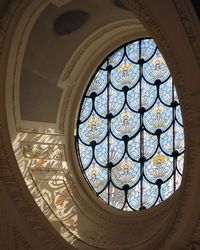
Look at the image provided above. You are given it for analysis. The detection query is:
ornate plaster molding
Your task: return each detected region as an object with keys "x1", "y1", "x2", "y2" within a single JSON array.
[
  {"x1": 173, "y1": 0, "x2": 200, "y2": 67},
  {"x1": 18, "y1": 127, "x2": 63, "y2": 135},
  {"x1": 21, "y1": 142, "x2": 65, "y2": 161}
]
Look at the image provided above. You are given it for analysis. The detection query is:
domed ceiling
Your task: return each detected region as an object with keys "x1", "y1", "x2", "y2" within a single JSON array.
[{"x1": 3, "y1": 0, "x2": 200, "y2": 249}]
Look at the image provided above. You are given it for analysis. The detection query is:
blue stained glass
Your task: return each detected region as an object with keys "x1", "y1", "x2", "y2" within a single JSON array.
[
  {"x1": 176, "y1": 105, "x2": 183, "y2": 125},
  {"x1": 86, "y1": 70, "x2": 107, "y2": 96},
  {"x1": 111, "y1": 155, "x2": 140, "y2": 188},
  {"x1": 143, "y1": 49, "x2": 170, "y2": 83},
  {"x1": 111, "y1": 56, "x2": 140, "y2": 90},
  {"x1": 159, "y1": 77, "x2": 173, "y2": 105},
  {"x1": 78, "y1": 140, "x2": 93, "y2": 169},
  {"x1": 127, "y1": 182, "x2": 142, "y2": 210},
  {"x1": 95, "y1": 85, "x2": 125, "y2": 117},
  {"x1": 128, "y1": 131, "x2": 158, "y2": 160},
  {"x1": 76, "y1": 38, "x2": 184, "y2": 211},
  {"x1": 111, "y1": 105, "x2": 140, "y2": 139},
  {"x1": 140, "y1": 39, "x2": 157, "y2": 61},
  {"x1": 79, "y1": 111, "x2": 107, "y2": 145},
  {"x1": 144, "y1": 151, "x2": 174, "y2": 183},
  {"x1": 143, "y1": 101, "x2": 172, "y2": 133},
  {"x1": 177, "y1": 154, "x2": 184, "y2": 175},
  {"x1": 85, "y1": 160, "x2": 108, "y2": 193},
  {"x1": 141, "y1": 179, "x2": 159, "y2": 208},
  {"x1": 160, "y1": 178, "x2": 174, "y2": 200},
  {"x1": 109, "y1": 47, "x2": 125, "y2": 68},
  {"x1": 109, "y1": 183, "x2": 125, "y2": 210},
  {"x1": 80, "y1": 97, "x2": 93, "y2": 122}
]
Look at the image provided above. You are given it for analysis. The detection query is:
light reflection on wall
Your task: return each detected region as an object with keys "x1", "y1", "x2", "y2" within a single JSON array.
[{"x1": 12, "y1": 129, "x2": 79, "y2": 244}]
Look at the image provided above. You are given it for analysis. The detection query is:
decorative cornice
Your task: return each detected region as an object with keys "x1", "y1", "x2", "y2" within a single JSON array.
[
  {"x1": 173, "y1": 0, "x2": 200, "y2": 67},
  {"x1": 21, "y1": 142, "x2": 65, "y2": 161},
  {"x1": 18, "y1": 127, "x2": 63, "y2": 135}
]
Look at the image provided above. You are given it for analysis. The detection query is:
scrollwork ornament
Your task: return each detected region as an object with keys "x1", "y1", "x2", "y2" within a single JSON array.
[
  {"x1": 21, "y1": 142, "x2": 65, "y2": 161},
  {"x1": 173, "y1": 0, "x2": 200, "y2": 67}
]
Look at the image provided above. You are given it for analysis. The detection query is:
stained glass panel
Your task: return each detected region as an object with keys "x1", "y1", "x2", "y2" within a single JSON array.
[{"x1": 76, "y1": 38, "x2": 184, "y2": 211}]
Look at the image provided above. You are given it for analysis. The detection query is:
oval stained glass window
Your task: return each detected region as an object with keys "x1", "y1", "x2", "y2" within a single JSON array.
[{"x1": 75, "y1": 38, "x2": 184, "y2": 211}]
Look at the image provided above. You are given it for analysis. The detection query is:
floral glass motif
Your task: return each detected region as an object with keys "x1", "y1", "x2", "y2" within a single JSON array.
[{"x1": 76, "y1": 38, "x2": 184, "y2": 211}]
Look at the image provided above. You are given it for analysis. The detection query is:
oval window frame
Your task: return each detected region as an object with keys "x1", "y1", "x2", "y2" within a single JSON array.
[{"x1": 75, "y1": 37, "x2": 185, "y2": 212}]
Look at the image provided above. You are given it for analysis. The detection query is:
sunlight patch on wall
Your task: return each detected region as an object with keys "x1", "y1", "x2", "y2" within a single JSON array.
[{"x1": 12, "y1": 130, "x2": 79, "y2": 244}]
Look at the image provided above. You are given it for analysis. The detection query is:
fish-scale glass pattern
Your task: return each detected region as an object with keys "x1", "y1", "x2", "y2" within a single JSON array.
[{"x1": 75, "y1": 38, "x2": 184, "y2": 211}]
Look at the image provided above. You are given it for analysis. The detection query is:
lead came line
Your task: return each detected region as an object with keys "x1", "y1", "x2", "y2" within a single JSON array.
[{"x1": 76, "y1": 38, "x2": 184, "y2": 211}]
